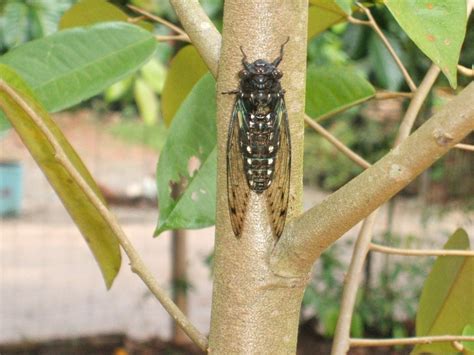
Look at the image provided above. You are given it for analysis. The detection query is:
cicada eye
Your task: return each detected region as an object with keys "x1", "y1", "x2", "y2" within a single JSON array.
[
  {"x1": 239, "y1": 69, "x2": 250, "y2": 78},
  {"x1": 272, "y1": 70, "x2": 282, "y2": 79}
]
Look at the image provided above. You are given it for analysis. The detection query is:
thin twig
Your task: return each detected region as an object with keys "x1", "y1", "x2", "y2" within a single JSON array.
[
  {"x1": 350, "y1": 3, "x2": 417, "y2": 92},
  {"x1": 304, "y1": 115, "x2": 371, "y2": 169},
  {"x1": 127, "y1": 15, "x2": 145, "y2": 24},
  {"x1": 0, "y1": 81, "x2": 209, "y2": 352},
  {"x1": 127, "y1": 4, "x2": 190, "y2": 41},
  {"x1": 395, "y1": 64, "x2": 440, "y2": 146},
  {"x1": 350, "y1": 335, "x2": 474, "y2": 347},
  {"x1": 455, "y1": 143, "x2": 474, "y2": 152},
  {"x1": 316, "y1": 97, "x2": 372, "y2": 121},
  {"x1": 375, "y1": 91, "x2": 414, "y2": 100},
  {"x1": 311, "y1": 90, "x2": 411, "y2": 123},
  {"x1": 458, "y1": 64, "x2": 474, "y2": 78},
  {"x1": 331, "y1": 212, "x2": 378, "y2": 355},
  {"x1": 155, "y1": 34, "x2": 190, "y2": 43},
  {"x1": 370, "y1": 243, "x2": 474, "y2": 256}
]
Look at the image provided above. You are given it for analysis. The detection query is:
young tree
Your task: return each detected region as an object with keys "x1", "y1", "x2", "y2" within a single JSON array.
[{"x1": 1, "y1": 0, "x2": 473, "y2": 354}]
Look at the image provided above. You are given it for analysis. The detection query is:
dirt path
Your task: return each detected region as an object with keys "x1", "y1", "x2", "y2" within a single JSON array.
[{"x1": 1, "y1": 112, "x2": 472, "y2": 344}]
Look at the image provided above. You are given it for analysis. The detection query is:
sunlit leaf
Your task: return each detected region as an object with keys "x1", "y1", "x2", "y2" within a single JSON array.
[
  {"x1": 59, "y1": 0, "x2": 153, "y2": 31},
  {"x1": 104, "y1": 76, "x2": 134, "y2": 103},
  {"x1": 308, "y1": 0, "x2": 348, "y2": 39},
  {"x1": 0, "y1": 22, "x2": 157, "y2": 112},
  {"x1": 413, "y1": 228, "x2": 474, "y2": 354},
  {"x1": 0, "y1": 64, "x2": 121, "y2": 289},
  {"x1": 385, "y1": 0, "x2": 467, "y2": 88},
  {"x1": 141, "y1": 57, "x2": 167, "y2": 94},
  {"x1": 134, "y1": 78, "x2": 158, "y2": 125},
  {"x1": 335, "y1": 0, "x2": 352, "y2": 14},
  {"x1": 462, "y1": 324, "x2": 474, "y2": 352},
  {"x1": 306, "y1": 65, "x2": 375, "y2": 120},
  {"x1": 161, "y1": 45, "x2": 208, "y2": 126},
  {"x1": 155, "y1": 74, "x2": 216, "y2": 235},
  {"x1": 2, "y1": 1, "x2": 30, "y2": 48}
]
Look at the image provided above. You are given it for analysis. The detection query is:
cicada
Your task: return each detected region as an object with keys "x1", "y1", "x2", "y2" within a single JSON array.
[{"x1": 224, "y1": 38, "x2": 291, "y2": 239}]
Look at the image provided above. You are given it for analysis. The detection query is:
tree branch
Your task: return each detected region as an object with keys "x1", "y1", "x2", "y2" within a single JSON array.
[
  {"x1": 271, "y1": 82, "x2": 474, "y2": 277},
  {"x1": 304, "y1": 115, "x2": 371, "y2": 169},
  {"x1": 370, "y1": 243, "x2": 474, "y2": 256},
  {"x1": 350, "y1": 335, "x2": 474, "y2": 347},
  {"x1": 169, "y1": 0, "x2": 221, "y2": 77},
  {"x1": 0, "y1": 81, "x2": 209, "y2": 352},
  {"x1": 330, "y1": 63, "x2": 443, "y2": 354},
  {"x1": 349, "y1": 3, "x2": 417, "y2": 92}
]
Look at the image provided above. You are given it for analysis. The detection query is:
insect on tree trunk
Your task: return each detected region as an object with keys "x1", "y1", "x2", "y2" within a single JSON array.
[{"x1": 208, "y1": 1, "x2": 309, "y2": 353}]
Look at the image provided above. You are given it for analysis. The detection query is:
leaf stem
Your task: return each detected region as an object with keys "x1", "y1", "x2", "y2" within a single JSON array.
[
  {"x1": 349, "y1": 2, "x2": 417, "y2": 92},
  {"x1": 0, "y1": 81, "x2": 209, "y2": 352}
]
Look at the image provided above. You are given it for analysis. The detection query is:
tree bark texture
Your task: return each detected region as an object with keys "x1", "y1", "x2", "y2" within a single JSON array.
[{"x1": 209, "y1": 1, "x2": 308, "y2": 353}]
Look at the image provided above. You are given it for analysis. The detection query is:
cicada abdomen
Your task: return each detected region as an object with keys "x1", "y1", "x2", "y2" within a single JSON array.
[{"x1": 225, "y1": 38, "x2": 291, "y2": 239}]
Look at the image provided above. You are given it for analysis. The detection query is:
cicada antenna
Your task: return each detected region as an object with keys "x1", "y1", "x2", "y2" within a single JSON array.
[
  {"x1": 240, "y1": 46, "x2": 252, "y2": 70},
  {"x1": 272, "y1": 37, "x2": 290, "y2": 67}
]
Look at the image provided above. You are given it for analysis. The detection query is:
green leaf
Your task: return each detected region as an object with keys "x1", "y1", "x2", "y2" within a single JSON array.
[
  {"x1": 161, "y1": 45, "x2": 208, "y2": 126},
  {"x1": 59, "y1": 0, "x2": 153, "y2": 31},
  {"x1": 0, "y1": 22, "x2": 157, "y2": 112},
  {"x1": 0, "y1": 64, "x2": 121, "y2": 289},
  {"x1": 385, "y1": 0, "x2": 467, "y2": 88},
  {"x1": 134, "y1": 77, "x2": 158, "y2": 125},
  {"x1": 462, "y1": 324, "x2": 474, "y2": 352},
  {"x1": 305, "y1": 65, "x2": 375, "y2": 120},
  {"x1": 308, "y1": 0, "x2": 348, "y2": 39},
  {"x1": 155, "y1": 74, "x2": 216, "y2": 235},
  {"x1": 413, "y1": 228, "x2": 474, "y2": 354}
]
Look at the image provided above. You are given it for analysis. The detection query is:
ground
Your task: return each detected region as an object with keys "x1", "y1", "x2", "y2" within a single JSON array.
[{"x1": 0, "y1": 111, "x2": 472, "y2": 354}]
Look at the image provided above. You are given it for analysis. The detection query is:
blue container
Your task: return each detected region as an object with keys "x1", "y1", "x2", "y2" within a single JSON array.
[{"x1": 0, "y1": 161, "x2": 23, "y2": 216}]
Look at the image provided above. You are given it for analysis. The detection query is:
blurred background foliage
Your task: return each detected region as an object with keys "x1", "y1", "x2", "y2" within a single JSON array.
[
  {"x1": 0, "y1": 0, "x2": 472, "y2": 343},
  {"x1": 1, "y1": 0, "x2": 472, "y2": 203}
]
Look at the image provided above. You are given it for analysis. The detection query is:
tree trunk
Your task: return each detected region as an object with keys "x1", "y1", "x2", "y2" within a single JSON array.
[{"x1": 209, "y1": 1, "x2": 308, "y2": 353}]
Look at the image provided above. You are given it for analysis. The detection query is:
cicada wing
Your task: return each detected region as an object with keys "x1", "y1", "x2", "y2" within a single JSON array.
[
  {"x1": 265, "y1": 97, "x2": 291, "y2": 239},
  {"x1": 227, "y1": 98, "x2": 249, "y2": 237}
]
